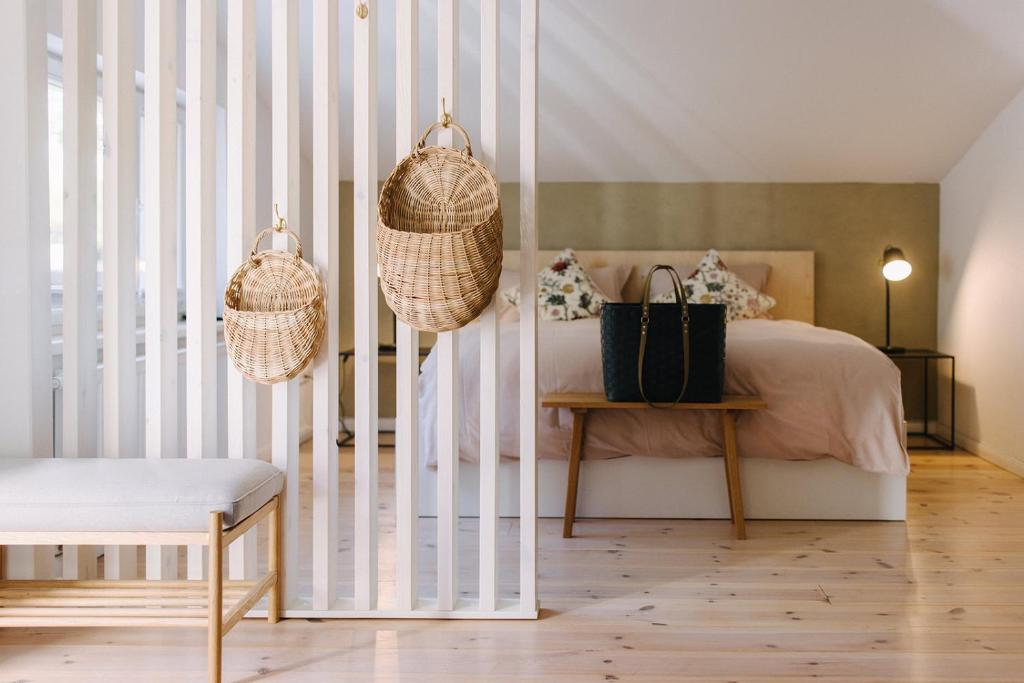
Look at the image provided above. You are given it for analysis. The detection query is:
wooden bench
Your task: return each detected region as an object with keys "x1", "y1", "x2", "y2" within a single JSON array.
[
  {"x1": 541, "y1": 393, "x2": 766, "y2": 540},
  {"x1": 0, "y1": 458, "x2": 284, "y2": 683}
]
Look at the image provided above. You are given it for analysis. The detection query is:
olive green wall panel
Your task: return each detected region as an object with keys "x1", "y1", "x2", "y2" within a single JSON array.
[{"x1": 339, "y1": 182, "x2": 938, "y2": 419}]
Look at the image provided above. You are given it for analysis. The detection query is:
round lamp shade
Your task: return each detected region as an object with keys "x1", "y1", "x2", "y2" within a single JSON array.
[{"x1": 882, "y1": 246, "x2": 912, "y2": 282}]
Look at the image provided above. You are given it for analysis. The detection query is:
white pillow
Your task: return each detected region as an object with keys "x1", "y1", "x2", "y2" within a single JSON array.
[
  {"x1": 501, "y1": 264, "x2": 631, "y2": 314},
  {"x1": 501, "y1": 249, "x2": 609, "y2": 321},
  {"x1": 649, "y1": 262, "x2": 771, "y2": 297},
  {"x1": 653, "y1": 249, "x2": 776, "y2": 322}
]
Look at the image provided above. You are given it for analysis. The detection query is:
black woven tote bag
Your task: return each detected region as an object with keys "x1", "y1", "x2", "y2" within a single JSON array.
[{"x1": 600, "y1": 265, "x2": 726, "y2": 405}]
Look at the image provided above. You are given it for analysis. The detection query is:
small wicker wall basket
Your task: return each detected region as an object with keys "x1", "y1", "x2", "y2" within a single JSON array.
[
  {"x1": 223, "y1": 219, "x2": 326, "y2": 385},
  {"x1": 377, "y1": 114, "x2": 503, "y2": 333}
]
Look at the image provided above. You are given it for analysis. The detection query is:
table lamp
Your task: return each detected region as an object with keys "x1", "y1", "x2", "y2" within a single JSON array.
[{"x1": 879, "y1": 245, "x2": 912, "y2": 353}]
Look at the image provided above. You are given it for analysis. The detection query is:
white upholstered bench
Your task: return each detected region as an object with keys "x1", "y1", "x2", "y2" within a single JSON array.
[{"x1": 0, "y1": 458, "x2": 284, "y2": 683}]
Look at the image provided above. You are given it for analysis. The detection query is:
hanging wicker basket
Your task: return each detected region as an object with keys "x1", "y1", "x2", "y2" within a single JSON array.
[
  {"x1": 223, "y1": 222, "x2": 326, "y2": 385},
  {"x1": 377, "y1": 116, "x2": 503, "y2": 333}
]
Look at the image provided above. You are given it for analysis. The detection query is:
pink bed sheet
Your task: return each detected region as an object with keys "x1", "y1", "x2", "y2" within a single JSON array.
[{"x1": 418, "y1": 318, "x2": 909, "y2": 476}]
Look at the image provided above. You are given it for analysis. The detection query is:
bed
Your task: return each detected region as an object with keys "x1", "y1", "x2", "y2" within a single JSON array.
[{"x1": 417, "y1": 250, "x2": 909, "y2": 521}]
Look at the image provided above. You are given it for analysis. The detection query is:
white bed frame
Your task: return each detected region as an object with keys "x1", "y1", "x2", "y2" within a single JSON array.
[
  {"x1": 417, "y1": 250, "x2": 907, "y2": 522},
  {"x1": 420, "y1": 457, "x2": 906, "y2": 521}
]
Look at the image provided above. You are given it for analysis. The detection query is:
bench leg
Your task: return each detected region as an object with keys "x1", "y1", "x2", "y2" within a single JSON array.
[
  {"x1": 563, "y1": 409, "x2": 587, "y2": 538},
  {"x1": 208, "y1": 512, "x2": 223, "y2": 683},
  {"x1": 721, "y1": 411, "x2": 747, "y2": 540},
  {"x1": 268, "y1": 496, "x2": 281, "y2": 623}
]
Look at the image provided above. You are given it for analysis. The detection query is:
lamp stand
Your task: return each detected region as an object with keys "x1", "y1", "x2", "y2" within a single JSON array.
[{"x1": 878, "y1": 279, "x2": 905, "y2": 353}]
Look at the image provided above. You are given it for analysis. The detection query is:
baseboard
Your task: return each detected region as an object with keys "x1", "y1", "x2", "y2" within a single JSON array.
[
  {"x1": 956, "y1": 432, "x2": 1024, "y2": 478},
  {"x1": 906, "y1": 420, "x2": 1024, "y2": 477}
]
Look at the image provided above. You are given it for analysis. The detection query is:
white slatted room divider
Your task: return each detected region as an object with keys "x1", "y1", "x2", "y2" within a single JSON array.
[
  {"x1": 478, "y1": 0, "x2": 502, "y2": 614},
  {"x1": 61, "y1": 0, "x2": 99, "y2": 581},
  {"x1": 226, "y1": 0, "x2": 259, "y2": 582},
  {"x1": 312, "y1": 0, "x2": 342, "y2": 614},
  {"x1": 19, "y1": 0, "x2": 538, "y2": 621},
  {"x1": 271, "y1": 0, "x2": 303, "y2": 612},
  {"x1": 184, "y1": 0, "x2": 218, "y2": 583},
  {"x1": 352, "y1": 0, "x2": 380, "y2": 613},
  {"x1": 101, "y1": 0, "x2": 140, "y2": 582},
  {"x1": 144, "y1": 0, "x2": 180, "y2": 582},
  {"x1": 284, "y1": 0, "x2": 539, "y2": 619},
  {"x1": 435, "y1": 0, "x2": 461, "y2": 615},
  {"x1": 393, "y1": 0, "x2": 420, "y2": 614}
]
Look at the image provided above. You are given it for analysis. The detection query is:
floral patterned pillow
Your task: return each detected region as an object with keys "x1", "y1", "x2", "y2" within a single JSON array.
[
  {"x1": 501, "y1": 249, "x2": 609, "y2": 321},
  {"x1": 653, "y1": 249, "x2": 776, "y2": 322}
]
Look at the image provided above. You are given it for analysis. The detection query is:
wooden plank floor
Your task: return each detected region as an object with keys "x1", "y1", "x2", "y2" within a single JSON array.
[{"x1": 2, "y1": 448, "x2": 1023, "y2": 681}]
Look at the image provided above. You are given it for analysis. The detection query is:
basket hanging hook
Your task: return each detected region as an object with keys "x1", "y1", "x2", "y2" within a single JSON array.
[
  {"x1": 273, "y1": 203, "x2": 288, "y2": 231},
  {"x1": 440, "y1": 97, "x2": 452, "y2": 128}
]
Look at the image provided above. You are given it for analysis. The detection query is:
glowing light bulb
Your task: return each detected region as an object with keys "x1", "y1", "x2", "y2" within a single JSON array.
[{"x1": 882, "y1": 259, "x2": 912, "y2": 282}]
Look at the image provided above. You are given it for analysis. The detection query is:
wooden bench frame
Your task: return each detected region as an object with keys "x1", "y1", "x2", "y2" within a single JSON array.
[
  {"x1": 541, "y1": 393, "x2": 767, "y2": 540},
  {"x1": 0, "y1": 494, "x2": 281, "y2": 683}
]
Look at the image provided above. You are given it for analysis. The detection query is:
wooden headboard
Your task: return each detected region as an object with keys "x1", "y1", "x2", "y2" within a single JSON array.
[{"x1": 502, "y1": 250, "x2": 815, "y2": 324}]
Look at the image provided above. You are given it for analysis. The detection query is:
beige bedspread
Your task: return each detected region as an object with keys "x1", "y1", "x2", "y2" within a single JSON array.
[{"x1": 418, "y1": 318, "x2": 909, "y2": 476}]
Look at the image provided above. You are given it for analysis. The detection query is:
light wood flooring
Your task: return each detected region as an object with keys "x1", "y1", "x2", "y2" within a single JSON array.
[{"x1": 2, "y1": 448, "x2": 1023, "y2": 681}]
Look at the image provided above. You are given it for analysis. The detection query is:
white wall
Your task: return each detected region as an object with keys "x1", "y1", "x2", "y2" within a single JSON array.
[{"x1": 939, "y1": 85, "x2": 1024, "y2": 474}]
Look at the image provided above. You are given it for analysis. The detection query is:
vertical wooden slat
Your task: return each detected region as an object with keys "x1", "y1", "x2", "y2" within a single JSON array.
[
  {"x1": 353, "y1": 0, "x2": 380, "y2": 612},
  {"x1": 102, "y1": 0, "x2": 140, "y2": 581},
  {"x1": 394, "y1": 0, "x2": 419, "y2": 613},
  {"x1": 1, "y1": 0, "x2": 55, "y2": 580},
  {"x1": 477, "y1": 0, "x2": 500, "y2": 614},
  {"x1": 435, "y1": 0, "x2": 460, "y2": 613},
  {"x1": 271, "y1": 0, "x2": 301, "y2": 608},
  {"x1": 144, "y1": 0, "x2": 179, "y2": 581},
  {"x1": 311, "y1": 0, "x2": 340, "y2": 611},
  {"x1": 225, "y1": 0, "x2": 258, "y2": 581},
  {"x1": 62, "y1": 0, "x2": 99, "y2": 581},
  {"x1": 518, "y1": 0, "x2": 539, "y2": 615},
  {"x1": 184, "y1": 0, "x2": 217, "y2": 582}
]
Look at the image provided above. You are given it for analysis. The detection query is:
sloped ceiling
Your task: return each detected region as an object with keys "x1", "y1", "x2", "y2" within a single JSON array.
[
  {"x1": 62, "y1": 0, "x2": 1024, "y2": 183},
  {"x1": 277, "y1": 0, "x2": 1024, "y2": 183}
]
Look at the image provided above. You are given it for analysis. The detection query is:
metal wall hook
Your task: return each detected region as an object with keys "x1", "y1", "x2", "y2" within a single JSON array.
[
  {"x1": 273, "y1": 203, "x2": 288, "y2": 231},
  {"x1": 440, "y1": 97, "x2": 452, "y2": 128}
]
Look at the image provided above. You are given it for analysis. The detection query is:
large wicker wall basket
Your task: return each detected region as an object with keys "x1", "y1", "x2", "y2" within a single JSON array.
[
  {"x1": 377, "y1": 117, "x2": 502, "y2": 333},
  {"x1": 223, "y1": 224, "x2": 326, "y2": 384}
]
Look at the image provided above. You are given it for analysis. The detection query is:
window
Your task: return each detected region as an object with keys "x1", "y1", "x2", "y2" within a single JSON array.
[
  {"x1": 46, "y1": 78, "x2": 104, "y2": 290},
  {"x1": 47, "y1": 44, "x2": 202, "y2": 342}
]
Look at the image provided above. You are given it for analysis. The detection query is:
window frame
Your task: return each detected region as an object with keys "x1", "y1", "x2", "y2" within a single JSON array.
[{"x1": 46, "y1": 33, "x2": 225, "y2": 352}]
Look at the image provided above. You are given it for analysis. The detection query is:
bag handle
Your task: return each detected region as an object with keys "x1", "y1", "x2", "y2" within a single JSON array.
[
  {"x1": 414, "y1": 120, "x2": 473, "y2": 158},
  {"x1": 414, "y1": 100, "x2": 474, "y2": 159},
  {"x1": 249, "y1": 206, "x2": 303, "y2": 263},
  {"x1": 249, "y1": 227, "x2": 303, "y2": 263},
  {"x1": 637, "y1": 265, "x2": 691, "y2": 408}
]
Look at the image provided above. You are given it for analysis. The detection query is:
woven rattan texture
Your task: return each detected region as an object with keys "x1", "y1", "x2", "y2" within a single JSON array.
[
  {"x1": 223, "y1": 228, "x2": 326, "y2": 384},
  {"x1": 377, "y1": 140, "x2": 503, "y2": 333}
]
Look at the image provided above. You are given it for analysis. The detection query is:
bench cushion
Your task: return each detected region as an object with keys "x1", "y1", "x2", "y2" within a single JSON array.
[{"x1": 0, "y1": 459, "x2": 284, "y2": 532}]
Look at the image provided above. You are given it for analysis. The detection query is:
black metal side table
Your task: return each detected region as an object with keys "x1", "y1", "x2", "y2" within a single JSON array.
[
  {"x1": 880, "y1": 348, "x2": 955, "y2": 450},
  {"x1": 337, "y1": 345, "x2": 433, "y2": 447}
]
